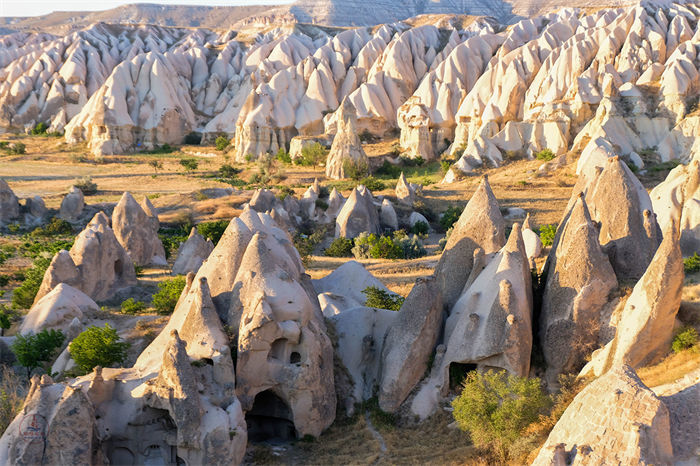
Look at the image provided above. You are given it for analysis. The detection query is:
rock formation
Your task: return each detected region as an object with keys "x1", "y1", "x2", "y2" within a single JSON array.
[
  {"x1": 521, "y1": 214, "x2": 542, "y2": 266},
  {"x1": 325, "y1": 188, "x2": 345, "y2": 218},
  {"x1": 112, "y1": 192, "x2": 167, "y2": 267},
  {"x1": 397, "y1": 97, "x2": 434, "y2": 160},
  {"x1": 0, "y1": 179, "x2": 19, "y2": 226},
  {"x1": 35, "y1": 212, "x2": 137, "y2": 303},
  {"x1": 433, "y1": 176, "x2": 506, "y2": 310},
  {"x1": 335, "y1": 185, "x2": 381, "y2": 239},
  {"x1": 380, "y1": 198, "x2": 398, "y2": 231},
  {"x1": 533, "y1": 365, "x2": 673, "y2": 465},
  {"x1": 581, "y1": 219, "x2": 684, "y2": 377},
  {"x1": 395, "y1": 172, "x2": 419, "y2": 205},
  {"x1": 325, "y1": 99, "x2": 369, "y2": 180},
  {"x1": 540, "y1": 194, "x2": 618, "y2": 385},
  {"x1": 20, "y1": 283, "x2": 97, "y2": 335},
  {"x1": 59, "y1": 186, "x2": 84, "y2": 222},
  {"x1": 172, "y1": 227, "x2": 215, "y2": 275},
  {"x1": 379, "y1": 276, "x2": 443, "y2": 413}
]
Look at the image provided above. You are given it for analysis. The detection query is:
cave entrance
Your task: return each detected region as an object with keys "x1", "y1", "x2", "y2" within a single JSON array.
[
  {"x1": 245, "y1": 390, "x2": 296, "y2": 442},
  {"x1": 449, "y1": 363, "x2": 477, "y2": 391}
]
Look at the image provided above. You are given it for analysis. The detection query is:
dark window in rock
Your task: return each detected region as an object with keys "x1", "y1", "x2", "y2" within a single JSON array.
[
  {"x1": 449, "y1": 363, "x2": 477, "y2": 391},
  {"x1": 290, "y1": 352, "x2": 301, "y2": 364}
]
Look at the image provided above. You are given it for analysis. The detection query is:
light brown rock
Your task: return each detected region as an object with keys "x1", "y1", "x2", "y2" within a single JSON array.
[
  {"x1": 172, "y1": 227, "x2": 215, "y2": 276},
  {"x1": 112, "y1": 192, "x2": 166, "y2": 266},
  {"x1": 335, "y1": 186, "x2": 381, "y2": 239},
  {"x1": 59, "y1": 186, "x2": 84, "y2": 222},
  {"x1": 0, "y1": 178, "x2": 20, "y2": 225},
  {"x1": 325, "y1": 99, "x2": 369, "y2": 180}
]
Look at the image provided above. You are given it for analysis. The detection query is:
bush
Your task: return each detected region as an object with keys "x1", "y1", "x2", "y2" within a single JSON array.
[
  {"x1": 152, "y1": 276, "x2": 187, "y2": 315},
  {"x1": 218, "y1": 164, "x2": 240, "y2": 179},
  {"x1": 74, "y1": 176, "x2": 97, "y2": 195},
  {"x1": 295, "y1": 142, "x2": 327, "y2": 167},
  {"x1": 315, "y1": 199, "x2": 328, "y2": 210},
  {"x1": 276, "y1": 147, "x2": 292, "y2": 164},
  {"x1": 215, "y1": 136, "x2": 230, "y2": 151},
  {"x1": 375, "y1": 160, "x2": 402, "y2": 178},
  {"x1": 410, "y1": 220, "x2": 429, "y2": 236},
  {"x1": 369, "y1": 235, "x2": 403, "y2": 259},
  {"x1": 30, "y1": 217, "x2": 72, "y2": 237},
  {"x1": 672, "y1": 327, "x2": 698, "y2": 353},
  {"x1": 440, "y1": 206, "x2": 462, "y2": 231},
  {"x1": 159, "y1": 227, "x2": 189, "y2": 260},
  {"x1": 276, "y1": 186, "x2": 295, "y2": 201},
  {"x1": 359, "y1": 176, "x2": 385, "y2": 192},
  {"x1": 184, "y1": 132, "x2": 202, "y2": 145},
  {"x1": 6, "y1": 142, "x2": 25, "y2": 155},
  {"x1": 684, "y1": 253, "x2": 700, "y2": 273},
  {"x1": 69, "y1": 324, "x2": 130, "y2": 374},
  {"x1": 179, "y1": 158, "x2": 198, "y2": 172},
  {"x1": 539, "y1": 224, "x2": 557, "y2": 247},
  {"x1": 343, "y1": 159, "x2": 369, "y2": 180},
  {"x1": 31, "y1": 122, "x2": 48, "y2": 135},
  {"x1": 197, "y1": 220, "x2": 228, "y2": 245},
  {"x1": 362, "y1": 286, "x2": 404, "y2": 311},
  {"x1": 395, "y1": 232, "x2": 426, "y2": 259},
  {"x1": 452, "y1": 370, "x2": 551, "y2": 461},
  {"x1": 11, "y1": 256, "x2": 51, "y2": 310},
  {"x1": 324, "y1": 237, "x2": 354, "y2": 257},
  {"x1": 11, "y1": 329, "x2": 65, "y2": 380},
  {"x1": 535, "y1": 149, "x2": 555, "y2": 162},
  {"x1": 121, "y1": 298, "x2": 146, "y2": 315}
]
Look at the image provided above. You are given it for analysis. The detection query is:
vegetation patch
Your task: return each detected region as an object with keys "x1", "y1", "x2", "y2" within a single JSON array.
[
  {"x1": 152, "y1": 276, "x2": 187, "y2": 315},
  {"x1": 69, "y1": 324, "x2": 130, "y2": 374}
]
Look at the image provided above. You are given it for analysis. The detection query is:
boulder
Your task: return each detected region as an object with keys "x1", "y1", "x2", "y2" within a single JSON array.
[
  {"x1": 59, "y1": 186, "x2": 85, "y2": 222},
  {"x1": 380, "y1": 199, "x2": 398, "y2": 231},
  {"x1": 581, "y1": 219, "x2": 684, "y2": 377},
  {"x1": 409, "y1": 211, "x2": 429, "y2": 229},
  {"x1": 172, "y1": 227, "x2": 215, "y2": 276},
  {"x1": 532, "y1": 365, "x2": 673, "y2": 466},
  {"x1": 20, "y1": 283, "x2": 97, "y2": 335},
  {"x1": 433, "y1": 175, "x2": 506, "y2": 310},
  {"x1": 112, "y1": 192, "x2": 167, "y2": 267},
  {"x1": 0, "y1": 178, "x2": 20, "y2": 225},
  {"x1": 540, "y1": 194, "x2": 618, "y2": 386},
  {"x1": 325, "y1": 99, "x2": 369, "y2": 180},
  {"x1": 24, "y1": 196, "x2": 47, "y2": 222},
  {"x1": 335, "y1": 186, "x2": 381, "y2": 239},
  {"x1": 35, "y1": 212, "x2": 138, "y2": 303},
  {"x1": 313, "y1": 260, "x2": 395, "y2": 315},
  {"x1": 379, "y1": 276, "x2": 443, "y2": 413}
]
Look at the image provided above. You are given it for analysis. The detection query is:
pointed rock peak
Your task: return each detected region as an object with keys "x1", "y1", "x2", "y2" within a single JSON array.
[
  {"x1": 313, "y1": 178, "x2": 320, "y2": 192},
  {"x1": 329, "y1": 187, "x2": 339, "y2": 198},
  {"x1": 457, "y1": 174, "x2": 502, "y2": 228},
  {"x1": 523, "y1": 213, "x2": 533, "y2": 231},
  {"x1": 141, "y1": 196, "x2": 158, "y2": 217},
  {"x1": 505, "y1": 222, "x2": 523, "y2": 253},
  {"x1": 398, "y1": 172, "x2": 407, "y2": 184},
  {"x1": 89, "y1": 211, "x2": 111, "y2": 228},
  {"x1": 239, "y1": 204, "x2": 265, "y2": 231},
  {"x1": 189, "y1": 226, "x2": 197, "y2": 238}
]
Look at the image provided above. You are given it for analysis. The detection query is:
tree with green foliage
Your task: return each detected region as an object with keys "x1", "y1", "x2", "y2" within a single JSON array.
[
  {"x1": 179, "y1": 158, "x2": 198, "y2": 172},
  {"x1": 69, "y1": 324, "x2": 130, "y2": 374},
  {"x1": 410, "y1": 221, "x2": 430, "y2": 236},
  {"x1": 440, "y1": 206, "x2": 462, "y2": 231},
  {"x1": 324, "y1": 237, "x2": 354, "y2": 257},
  {"x1": 30, "y1": 217, "x2": 72, "y2": 237},
  {"x1": 31, "y1": 122, "x2": 48, "y2": 135},
  {"x1": 148, "y1": 159, "x2": 163, "y2": 176},
  {"x1": 362, "y1": 286, "x2": 405, "y2": 311},
  {"x1": 672, "y1": 327, "x2": 698, "y2": 353},
  {"x1": 121, "y1": 298, "x2": 146, "y2": 315},
  {"x1": 684, "y1": 253, "x2": 700, "y2": 273},
  {"x1": 535, "y1": 148, "x2": 555, "y2": 161},
  {"x1": 11, "y1": 329, "x2": 65, "y2": 380},
  {"x1": 0, "y1": 308, "x2": 10, "y2": 336},
  {"x1": 539, "y1": 224, "x2": 557, "y2": 247},
  {"x1": 215, "y1": 136, "x2": 230, "y2": 151},
  {"x1": 11, "y1": 257, "x2": 51, "y2": 310},
  {"x1": 276, "y1": 147, "x2": 292, "y2": 164},
  {"x1": 451, "y1": 370, "x2": 551, "y2": 461},
  {"x1": 197, "y1": 221, "x2": 229, "y2": 245},
  {"x1": 152, "y1": 276, "x2": 187, "y2": 314},
  {"x1": 295, "y1": 142, "x2": 327, "y2": 167}
]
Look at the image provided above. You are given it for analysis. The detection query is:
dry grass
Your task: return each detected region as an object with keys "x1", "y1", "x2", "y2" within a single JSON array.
[
  {"x1": 638, "y1": 348, "x2": 700, "y2": 388},
  {"x1": 0, "y1": 367, "x2": 27, "y2": 437}
]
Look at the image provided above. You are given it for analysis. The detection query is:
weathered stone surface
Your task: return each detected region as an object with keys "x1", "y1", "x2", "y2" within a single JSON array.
[
  {"x1": 325, "y1": 188, "x2": 345, "y2": 218},
  {"x1": 20, "y1": 283, "x2": 97, "y2": 335},
  {"x1": 35, "y1": 212, "x2": 137, "y2": 303},
  {"x1": 325, "y1": 99, "x2": 369, "y2": 180},
  {"x1": 398, "y1": 96, "x2": 434, "y2": 161},
  {"x1": 379, "y1": 276, "x2": 443, "y2": 413},
  {"x1": 112, "y1": 192, "x2": 167, "y2": 266},
  {"x1": 249, "y1": 188, "x2": 277, "y2": 213},
  {"x1": 172, "y1": 227, "x2": 215, "y2": 276},
  {"x1": 0, "y1": 178, "x2": 20, "y2": 225},
  {"x1": 395, "y1": 172, "x2": 417, "y2": 205},
  {"x1": 335, "y1": 185, "x2": 381, "y2": 239},
  {"x1": 540, "y1": 194, "x2": 618, "y2": 385},
  {"x1": 59, "y1": 186, "x2": 84, "y2": 222},
  {"x1": 433, "y1": 175, "x2": 506, "y2": 310},
  {"x1": 380, "y1": 198, "x2": 398, "y2": 231},
  {"x1": 533, "y1": 365, "x2": 673, "y2": 466},
  {"x1": 582, "y1": 219, "x2": 684, "y2": 377}
]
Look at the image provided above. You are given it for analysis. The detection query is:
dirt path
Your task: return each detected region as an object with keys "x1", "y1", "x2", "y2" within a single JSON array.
[{"x1": 365, "y1": 411, "x2": 388, "y2": 458}]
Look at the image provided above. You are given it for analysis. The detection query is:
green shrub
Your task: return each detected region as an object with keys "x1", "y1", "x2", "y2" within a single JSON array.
[
  {"x1": 197, "y1": 220, "x2": 228, "y2": 245},
  {"x1": 69, "y1": 324, "x2": 130, "y2": 374},
  {"x1": 452, "y1": 370, "x2": 551, "y2": 461},
  {"x1": 0, "y1": 366, "x2": 26, "y2": 437},
  {"x1": 121, "y1": 298, "x2": 146, "y2": 315},
  {"x1": 362, "y1": 286, "x2": 404, "y2": 311},
  {"x1": 152, "y1": 276, "x2": 187, "y2": 315},
  {"x1": 218, "y1": 164, "x2": 240, "y2": 179},
  {"x1": 276, "y1": 147, "x2": 292, "y2": 164},
  {"x1": 375, "y1": 160, "x2": 402, "y2": 178},
  {"x1": 324, "y1": 237, "x2": 354, "y2": 257},
  {"x1": 74, "y1": 176, "x2": 97, "y2": 195},
  {"x1": 215, "y1": 136, "x2": 230, "y2": 151},
  {"x1": 141, "y1": 143, "x2": 175, "y2": 154},
  {"x1": 19, "y1": 238, "x2": 73, "y2": 259},
  {"x1": 539, "y1": 224, "x2": 557, "y2": 247},
  {"x1": 295, "y1": 142, "x2": 327, "y2": 167},
  {"x1": 0, "y1": 276, "x2": 9, "y2": 287},
  {"x1": 395, "y1": 231, "x2": 426, "y2": 259},
  {"x1": 11, "y1": 256, "x2": 51, "y2": 310},
  {"x1": 315, "y1": 199, "x2": 328, "y2": 210},
  {"x1": 159, "y1": 227, "x2": 189, "y2": 260},
  {"x1": 535, "y1": 149, "x2": 555, "y2": 162},
  {"x1": 276, "y1": 186, "x2": 295, "y2": 201},
  {"x1": 400, "y1": 155, "x2": 425, "y2": 166},
  {"x1": 672, "y1": 327, "x2": 698, "y2": 353},
  {"x1": 30, "y1": 217, "x2": 72, "y2": 237},
  {"x1": 410, "y1": 220, "x2": 429, "y2": 236},
  {"x1": 179, "y1": 158, "x2": 198, "y2": 172},
  {"x1": 6, "y1": 142, "x2": 25, "y2": 155},
  {"x1": 369, "y1": 235, "x2": 403, "y2": 259},
  {"x1": 359, "y1": 176, "x2": 385, "y2": 192},
  {"x1": 684, "y1": 253, "x2": 700, "y2": 273},
  {"x1": 11, "y1": 329, "x2": 65, "y2": 380},
  {"x1": 31, "y1": 122, "x2": 48, "y2": 135},
  {"x1": 440, "y1": 206, "x2": 462, "y2": 231},
  {"x1": 343, "y1": 159, "x2": 369, "y2": 180}
]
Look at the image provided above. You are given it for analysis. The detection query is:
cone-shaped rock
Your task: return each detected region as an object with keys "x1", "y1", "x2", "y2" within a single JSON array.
[
  {"x1": 326, "y1": 187, "x2": 345, "y2": 218},
  {"x1": 0, "y1": 178, "x2": 19, "y2": 225},
  {"x1": 112, "y1": 191, "x2": 167, "y2": 266},
  {"x1": 335, "y1": 186, "x2": 381, "y2": 238},
  {"x1": 21, "y1": 283, "x2": 97, "y2": 335},
  {"x1": 325, "y1": 99, "x2": 369, "y2": 180},
  {"x1": 172, "y1": 227, "x2": 215, "y2": 275},
  {"x1": 395, "y1": 172, "x2": 416, "y2": 205},
  {"x1": 434, "y1": 175, "x2": 506, "y2": 310},
  {"x1": 540, "y1": 194, "x2": 618, "y2": 385},
  {"x1": 59, "y1": 186, "x2": 84, "y2": 222}
]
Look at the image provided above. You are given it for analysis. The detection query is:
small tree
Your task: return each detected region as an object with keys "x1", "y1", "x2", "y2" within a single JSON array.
[
  {"x1": 11, "y1": 329, "x2": 65, "y2": 380},
  {"x1": 148, "y1": 159, "x2": 163, "y2": 176},
  {"x1": 11, "y1": 256, "x2": 51, "y2": 310},
  {"x1": 535, "y1": 148, "x2": 555, "y2": 161},
  {"x1": 179, "y1": 158, "x2": 198, "y2": 173},
  {"x1": 440, "y1": 206, "x2": 462, "y2": 231},
  {"x1": 451, "y1": 370, "x2": 550, "y2": 461},
  {"x1": 362, "y1": 286, "x2": 404, "y2": 311},
  {"x1": 69, "y1": 324, "x2": 129, "y2": 374},
  {"x1": 215, "y1": 136, "x2": 229, "y2": 151},
  {"x1": 539, "y1": 224, "x2": 557, "y2": 247},
  {"x1": 197, "y1": 220, "x2": 229, "y2": 245},
  {"x1": 152, "y1": 276, "x2": 187, "y2": 314}
]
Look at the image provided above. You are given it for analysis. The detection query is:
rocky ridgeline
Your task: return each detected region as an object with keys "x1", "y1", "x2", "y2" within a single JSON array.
[
  {"x1": 1, "y1": 152, "x2": 699, "y2": 462},
  {"x1": 1, "y1": 2, "x2": 698, "y2": 174}
]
